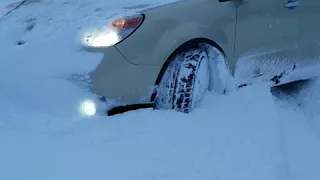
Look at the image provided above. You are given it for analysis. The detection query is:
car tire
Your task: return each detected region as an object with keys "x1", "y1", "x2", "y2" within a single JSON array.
[{"x1": 154, "y1": 44, "x2": 211, "y2": 113}]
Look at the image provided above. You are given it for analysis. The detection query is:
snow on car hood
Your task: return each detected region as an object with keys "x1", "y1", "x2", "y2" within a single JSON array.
[
  {"x1": 0, "y1": 0, "x2": 21, "y2": 9},
  {"x1": 0, "y1": 0, "x2": 180, "y2": 77},
  {"x1": 0, "y1": 0, "x2": 24, "y2": 18},
  {"x1": 0, "y1": 0, "x2": 181, "y2": 118},
  {"x1": 121, "y1": 0, "x2": 184, "y2": 12}
]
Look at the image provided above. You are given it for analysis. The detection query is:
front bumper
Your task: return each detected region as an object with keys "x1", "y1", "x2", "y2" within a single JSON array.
[{"x1": 85, "y1": 46, "x2": 162, "y2": 105}]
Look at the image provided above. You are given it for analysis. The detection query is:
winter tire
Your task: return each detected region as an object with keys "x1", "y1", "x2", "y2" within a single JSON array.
[{"x1": 155, "y1": 44, "x2": 211, "y2": 113}]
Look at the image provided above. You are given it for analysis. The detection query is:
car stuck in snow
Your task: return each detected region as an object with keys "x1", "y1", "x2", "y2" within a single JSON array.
[
  {"x1": 80, "y1": 0, "x2": 320, "y2": 115},
  {"x1": 3, "y1": 0, "x2": 320, "y2": 116}
]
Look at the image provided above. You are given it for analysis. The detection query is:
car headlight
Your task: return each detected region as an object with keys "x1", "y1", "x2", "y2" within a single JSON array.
[{"x1": 83, "y1": 13, "x2": 145, "y2": 48}]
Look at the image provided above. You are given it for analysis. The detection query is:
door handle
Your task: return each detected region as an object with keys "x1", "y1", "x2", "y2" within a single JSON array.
[{"x1": 284, "y1": 0, "x2": 300, "y2": 9}]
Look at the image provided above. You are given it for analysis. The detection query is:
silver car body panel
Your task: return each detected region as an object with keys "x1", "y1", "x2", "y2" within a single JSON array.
[{"x1": 84, "y1": 0, "x2": 320, "y2": 105}]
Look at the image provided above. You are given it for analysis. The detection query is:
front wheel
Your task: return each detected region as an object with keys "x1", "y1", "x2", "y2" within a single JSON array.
[{"x1": 154, "y1": 45, "x2": 210, "y2": 113}]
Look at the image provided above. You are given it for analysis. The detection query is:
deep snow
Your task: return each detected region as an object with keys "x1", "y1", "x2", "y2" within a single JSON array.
[{"x1": 1, "y1": 0, "x2": 320, "y2": 180}]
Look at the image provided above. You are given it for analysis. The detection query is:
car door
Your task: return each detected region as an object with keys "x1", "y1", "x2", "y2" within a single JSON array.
[
  {"x1": 234, "y1": 0, "x2": 301, "y2": 81},
  {"x1": 298, "y1": 0, "x2": 320, "y2": 63}
]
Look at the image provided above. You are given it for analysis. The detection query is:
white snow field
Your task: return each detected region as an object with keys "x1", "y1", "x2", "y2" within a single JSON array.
[{"x1": 1, "y1": 0, "x2": 320, "y2": 180}]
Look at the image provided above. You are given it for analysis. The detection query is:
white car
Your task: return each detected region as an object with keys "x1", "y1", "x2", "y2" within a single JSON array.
[
  {"x1": 82, "y1": 0, "x2": 320, "y2": 115},
  {"x1": 3, "y1": 0, "x2": 320, "y2": 116}
]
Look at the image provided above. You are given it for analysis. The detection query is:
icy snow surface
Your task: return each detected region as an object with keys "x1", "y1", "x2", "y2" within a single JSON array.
[{"x1": 1, "y1": 0, "x2": 320, "y2": 180}]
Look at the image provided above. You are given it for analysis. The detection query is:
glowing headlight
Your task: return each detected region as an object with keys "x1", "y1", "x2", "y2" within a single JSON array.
[
  {"x1": 83, "y1": 30, "x2": 120, "y2": 47},
  {"x1": 82, "y1": 13, "x2": 144, "y2": 48},
  {"x1": 80, "y1": 99, "x2": 97, "y2": 116}
]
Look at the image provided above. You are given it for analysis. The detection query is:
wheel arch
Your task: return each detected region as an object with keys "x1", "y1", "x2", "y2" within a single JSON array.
[{"x1": 150, "y1": 37, "x2": 227, "y2": 102}]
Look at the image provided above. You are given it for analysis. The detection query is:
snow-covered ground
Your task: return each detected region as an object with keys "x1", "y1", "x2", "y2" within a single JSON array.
[{"x1": 1, "y1": 0, "x2": 320, "y2": 180}]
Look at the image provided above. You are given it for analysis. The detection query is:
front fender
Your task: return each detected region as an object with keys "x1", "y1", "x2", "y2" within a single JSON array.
[{"x1": 116, "y1": 0, "x2": 236, "y2": 72}]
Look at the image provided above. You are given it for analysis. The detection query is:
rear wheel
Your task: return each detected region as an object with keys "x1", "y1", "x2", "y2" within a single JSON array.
[{"x1": 154, "y1": 44, "x2": 210, "y2": 113}]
